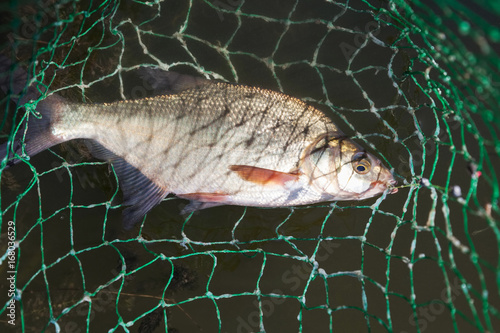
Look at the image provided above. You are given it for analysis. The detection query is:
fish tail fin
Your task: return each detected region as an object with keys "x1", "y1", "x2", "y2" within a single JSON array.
[
  {"x1": 0, "y1": 94, "x2": 66, "y2": 168},
  {"x1": 0, "y1": 55, "x2": 66, "y2": 168}
]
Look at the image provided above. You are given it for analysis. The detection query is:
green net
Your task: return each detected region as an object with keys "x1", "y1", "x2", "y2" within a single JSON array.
[{"x1": 1, "y1": 0, "x2": 499, "y2": 331}]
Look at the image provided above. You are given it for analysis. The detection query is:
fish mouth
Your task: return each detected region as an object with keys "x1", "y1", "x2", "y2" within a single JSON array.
[
  {"x1": 366, "y1": 179, "x2": 398, "y2": 196},
  {"x1": 387, "y1": 179, "x2": 398, "y2": 194}
]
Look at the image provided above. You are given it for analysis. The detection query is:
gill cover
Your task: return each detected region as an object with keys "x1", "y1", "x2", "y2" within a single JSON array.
[{"x1": 301, "y1": 132, "x2": 344, "y2": 196}]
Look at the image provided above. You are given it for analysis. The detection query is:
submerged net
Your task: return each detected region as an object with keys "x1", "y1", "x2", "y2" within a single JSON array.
[{"x1": 1, "y1": 0, "x2": 499, "y2": 331}]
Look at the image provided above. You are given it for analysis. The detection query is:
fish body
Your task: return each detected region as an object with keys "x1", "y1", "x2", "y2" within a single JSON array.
[{"x1": 1, "y1": 67, "x2": 397, "y2": 228}]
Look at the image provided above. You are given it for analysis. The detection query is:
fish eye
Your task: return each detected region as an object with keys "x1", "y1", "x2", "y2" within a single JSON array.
[{"x1": 352, "y1": 152, "x2": 371, "y2": 175}]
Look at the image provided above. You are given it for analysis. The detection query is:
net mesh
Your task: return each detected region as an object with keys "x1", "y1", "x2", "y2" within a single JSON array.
[{"x1": 1, "y1": 0, "x2": 499, "y2": 331}]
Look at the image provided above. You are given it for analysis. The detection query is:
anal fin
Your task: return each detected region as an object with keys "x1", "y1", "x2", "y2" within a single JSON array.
[{"x1": 177, "y1": 192, "x2": 229, "y2": 215}]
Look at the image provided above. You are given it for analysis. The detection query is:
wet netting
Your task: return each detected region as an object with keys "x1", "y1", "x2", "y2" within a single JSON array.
[{"x1": 1, "y1": 0, "x2": 499, "y2": 332}]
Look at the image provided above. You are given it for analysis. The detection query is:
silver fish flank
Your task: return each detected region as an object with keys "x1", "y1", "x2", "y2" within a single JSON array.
[{"x1": 0, "y1": 67, "x2": 397, "y2": 229}]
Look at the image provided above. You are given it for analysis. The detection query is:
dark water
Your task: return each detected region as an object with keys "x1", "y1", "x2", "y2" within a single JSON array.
[{"x1": 1, "y1": 0, "x2": 499, "y2": 332}]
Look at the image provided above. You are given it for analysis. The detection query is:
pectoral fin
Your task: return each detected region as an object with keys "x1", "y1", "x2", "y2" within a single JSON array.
[{"x1": 229, "y1": 165, "x2": 300, "y2": 186}]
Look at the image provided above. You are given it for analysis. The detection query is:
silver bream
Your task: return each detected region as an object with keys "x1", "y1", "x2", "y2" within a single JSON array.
[{"x1": 0, "y1": 68, "x2": 397, "y2": 229}]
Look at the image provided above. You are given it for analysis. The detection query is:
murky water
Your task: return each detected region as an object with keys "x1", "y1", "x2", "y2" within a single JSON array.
[{"x1": 1, "y1": 0, "x2": 499, "y2": 332}]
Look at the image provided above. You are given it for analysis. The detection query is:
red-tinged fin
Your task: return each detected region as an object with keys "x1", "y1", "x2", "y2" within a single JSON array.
[
  {"x1": 0, "y1": 55, "x2": 66, "y2": 168},
  {"x1": 229, "y1": 165, "x2": 300, "y2": 186},
  {"x1": 86, "y1": 141, "x2": 169, "y2": 230},
  {"x1": 177, "y1": 192, "x2": 230, "y2": 215},
  {"x1": 178, "y1": 192, "x2": 229, "y2": 202}
]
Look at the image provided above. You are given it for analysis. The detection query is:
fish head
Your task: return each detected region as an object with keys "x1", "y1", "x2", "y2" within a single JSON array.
[{"x1": 301, "y1": 134, "x2": 397, "y2": 201}]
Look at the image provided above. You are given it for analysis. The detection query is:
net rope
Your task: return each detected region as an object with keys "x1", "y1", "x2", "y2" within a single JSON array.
[{"x1": 0, "y1": 0, "x2": 499, "y2": 332}]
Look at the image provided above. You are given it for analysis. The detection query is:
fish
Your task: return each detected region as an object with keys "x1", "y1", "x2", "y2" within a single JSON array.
[{"x1": 0, "y1": 61, "x2": 397, "y2": 229}]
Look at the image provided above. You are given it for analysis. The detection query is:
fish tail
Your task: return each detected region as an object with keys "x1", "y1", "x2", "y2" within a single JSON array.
[
  {"x1": 0, "y1": 55, "x2": 66, "y2": 167},
  {"x1": 0, "y1": 95, "x2": 66, "y2": 168}
]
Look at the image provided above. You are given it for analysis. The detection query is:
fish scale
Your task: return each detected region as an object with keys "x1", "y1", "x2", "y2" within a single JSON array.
[
  {"x1": 0, "y1": 67, "x2": 397, "y2": 229},
  {"x1": 62, "y1": 83, "x2": 330, "y2": 185}
]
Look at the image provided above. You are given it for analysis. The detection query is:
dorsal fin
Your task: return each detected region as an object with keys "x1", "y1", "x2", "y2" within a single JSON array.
[{"x1": 137, "y1": 67, "x2": 212, "y2": 95}]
